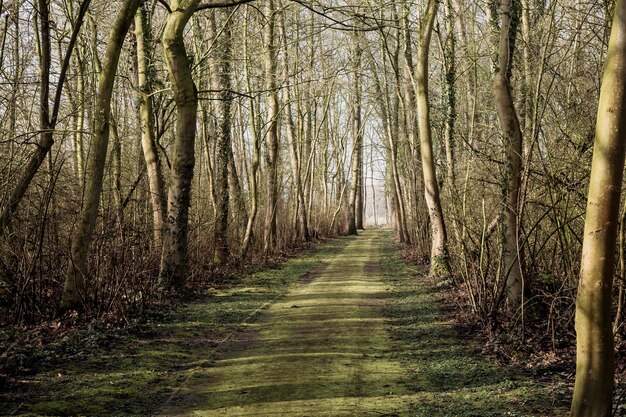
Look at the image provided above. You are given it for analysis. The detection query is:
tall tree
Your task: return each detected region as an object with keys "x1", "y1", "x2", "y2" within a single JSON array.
[
  {"x1": 262, "y1": 0, "x2": 280, "y2": 255},
  {"x1": 61, "y1": 0, "x2": 141, "y2": 311},
  {"x1": 347, "y1": 31, "x2": 363, "y2": 236},
  {"x1": 570, "y1": 0, "x2": 626, "y2": 414},
  {"x1": 159, "y1": 0, "x2": 201, "y2": 288},
  {"x1": 493, "y1": 0, "x2": 524, "y2": 313},
  {"x1": 416, "y1": 0, "x2": 450, "y2": 276},
  {"x1": 210, "y1": 10, "x2": 233, "y2": 265},
  {"x1": 135, "y1": 0, "x2": 166, "y2": 246}
]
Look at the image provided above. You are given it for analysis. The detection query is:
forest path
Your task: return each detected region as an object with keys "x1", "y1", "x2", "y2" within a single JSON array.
[
  {"x1": 157, "y1": 229, "x2": 412, "y2": 416},
  {"x1": 2, "y1": 229, "x2": 568, "y2": 416},
  {"x1": 155, "y1": 229, "x2": 568, "y2": 417}
]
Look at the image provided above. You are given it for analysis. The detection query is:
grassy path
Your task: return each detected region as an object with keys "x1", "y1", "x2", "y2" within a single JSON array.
[
  {"x1": 158, "y1": 230, "x2": 410, "y2": 416},
  {"x1": 2, "y1": 229, "x2": 569, "y2": 416},
  {"x1": 157, "y1": 229, "x2": 569, "y2": 417}
]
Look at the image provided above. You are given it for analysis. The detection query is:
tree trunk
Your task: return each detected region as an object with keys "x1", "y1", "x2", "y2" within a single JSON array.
[
  {"x1": 416, "y1": 0, "x2": 450, "y2": 277},
  {"x1": 61, "y1": 0, "x2": 140, "y2": 311},
  {"x1": 279, "y1": 10, "x2": 309, "y2": 243},
  {"x1": 262, "y1": 0, "x2": 279, "y2": 256},
  {"x1": 571, "y1": 0, "x2": 626, "y2": 414},
  {"x1": 493, "y1": 0, "x2": 523, "y2": 313},
  {"x1": 240, "y1": 8, "x2": 260, "y2": 259},
  {"x1": 347, "y1": 33, "x2": 363, "y2": 236},
  {"x1": 210, "y1": 10, "x2": 233, "y2": 266},
  {"x1": 158, "y1": 0, "x2": 200, "y2": 288},
  {"x1": 443, "y1": 0, "x2": 457, "y2": 189},
  {"x1": 135, "y1": 0, "x2": 166, "y2": 247}
]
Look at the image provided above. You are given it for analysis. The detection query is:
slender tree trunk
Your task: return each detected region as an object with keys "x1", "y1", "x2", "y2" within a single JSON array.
[
  {"x1": 111, "y1": 120, "x2": 124, "y2": 235},
  {"x1": 416, "y1": 0, "x2": 450, "y2": 277},
  {"x1": 210, "y1": 10, "x2": 233, "y2": 266},
  {"x1": 135, "y1": 0, "x2": 166, "y2": 246},
  {"x1": 493, "y1": 0, "x2": 523, "y2": 313},
  {"x1": 347, "y1": 33, "x2": 363, "y2": 236},
  {"x1": 571, "y1": 0, "x2": 626, "y2": 414},
  {"x1": 61, "y1": 0, "x2": 140, "y2": 311},
  {"x1": 74, "y1": 45, "x2": 86, "y2": 186},
  {"x1": 240, "y1": 8, "x2": 259, "y2": 259},
  {"x1": 262, "y1": 0, "x2": 279, "y2": 256},
  {"x1": 443, "y1": 0, "x2": 457, "y2": 188},
  {"x1": 158, "y1": 0, "x2": 200, "y2": 288},
  {"x1": 228, "y1": 140, "x2": 248, "y2": 228},
  {"x1": 279, "y1": 10, "x2": 309, "y2": 243},
  {"x1": 520, "y1": 0, "x2": 532, "y2": 133}
]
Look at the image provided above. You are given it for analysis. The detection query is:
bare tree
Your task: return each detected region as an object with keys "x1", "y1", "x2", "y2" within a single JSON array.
[{"x1": 61, "y1": 0, "x2": 141, "y2": 311}]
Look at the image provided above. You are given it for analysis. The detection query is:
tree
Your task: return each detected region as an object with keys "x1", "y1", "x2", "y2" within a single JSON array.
[
  {"x1": 159, "y1": 0, "x2": 201, "y2": 288},
  {"x1": 570, "y1": 0, "x2": 626, "y2": 414},
  {"x1": 415, "y1": 0, "x2": 450, "y2": 277},
  {"x1": 262, "y1": 0, "x2": 280, "y2": 256},
  {"x1": 61, "y1": 0, "x2": 141, "y2": 311},
  {"x1": 210, "y1": 10, "x2": 233, "y2": 265},
  {"x1": 135, "y1": 0, "x2": 166, "y2": 246},
  {"x1": 493, "y1": 0, "x2": 524, "y2": 313},
  {"x1": 347, "y1": 32, "x2": 363, "y2": 236}
]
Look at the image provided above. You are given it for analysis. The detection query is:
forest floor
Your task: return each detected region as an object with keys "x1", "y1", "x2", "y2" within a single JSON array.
[{"x1": 1, "y1": 229, "x2": 570, "y2": 416}]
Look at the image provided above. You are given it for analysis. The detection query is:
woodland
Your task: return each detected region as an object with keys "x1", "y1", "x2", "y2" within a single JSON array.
[{"x1": 0, "y1": 0, "x2": 625, "y2": 415}]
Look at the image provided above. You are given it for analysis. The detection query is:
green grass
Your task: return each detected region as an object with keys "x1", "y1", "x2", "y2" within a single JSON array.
[{"x1": 378, "y1": 229, "x2": 570, "y2": 417}]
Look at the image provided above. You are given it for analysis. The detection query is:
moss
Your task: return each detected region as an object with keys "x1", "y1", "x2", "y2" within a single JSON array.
[{"x1": 429, "y1": 251, "x2": 451, "y2": 280}]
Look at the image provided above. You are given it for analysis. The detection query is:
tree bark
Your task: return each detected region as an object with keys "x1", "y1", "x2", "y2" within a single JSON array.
[
  {"x1": 493, "y1": 0, "x2": 523, "y2": 313},
  {"x1": 61, "y1": 0, "x2": 140, "y2": 311},
  {"x1": 158, "y1": 0, "x2": 200, "y2": 288},
  {"x1": 135, "y1": 0, "x2": 166, "y2": 247},
  {"x1": 347, "y1": 33, "x2": 363, "y2": 236},
  {"x1": 571, "y1": 0, "x2": 626, "y2": 414},
  {"x1": 262, "y1": 0, "x2": 279, "y2": 256},
  {"x1": 210, "y1": 10, "x2": 233, "y2": 266},
  {"x1": 416, "y1": 0, "x2": 450, "y2": 277},
  {"x1": 443, "y1": 0, "x2": 457, "y2": 188}
]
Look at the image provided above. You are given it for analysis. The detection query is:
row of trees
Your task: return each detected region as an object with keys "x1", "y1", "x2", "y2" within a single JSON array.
[{"x1": 0, "y1": 0, "x2": 625, "y2": 414}]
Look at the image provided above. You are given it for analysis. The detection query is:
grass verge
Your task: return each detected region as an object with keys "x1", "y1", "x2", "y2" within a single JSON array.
[{"x1": 378, "y1": 230, "x2": 571, "y2": 417}]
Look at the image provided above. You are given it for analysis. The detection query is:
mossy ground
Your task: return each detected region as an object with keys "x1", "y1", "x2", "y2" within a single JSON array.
[
  {"x1": 1, "y1": 229, "x2": 570, "y2": 416},
  {"x1": 378, "y1": 229, "x2": 571, "y2": 416},
  {"x1": 1, "y1": 240, "x2": 340, "y2": 416}
]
